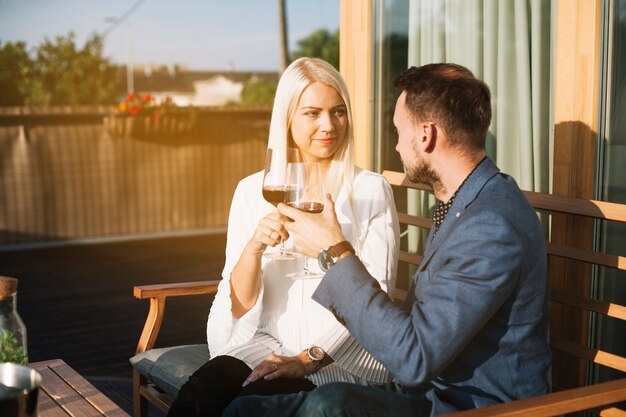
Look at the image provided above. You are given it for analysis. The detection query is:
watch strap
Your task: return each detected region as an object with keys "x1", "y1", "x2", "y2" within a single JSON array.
[{"x1": 327, "y1": 240, "x2": 355, "y2": 259}]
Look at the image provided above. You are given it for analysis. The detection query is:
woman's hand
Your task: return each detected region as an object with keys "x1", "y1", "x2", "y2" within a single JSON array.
[
  {"x1": 241, "y1": 351, "x2": 314, "y2": 387},
  {"x1": 247, "y1": 212, "x2": 290, "y2": 254},
  {"x1": 231, "y1": 211, "x2": 290, "y2": 317}
]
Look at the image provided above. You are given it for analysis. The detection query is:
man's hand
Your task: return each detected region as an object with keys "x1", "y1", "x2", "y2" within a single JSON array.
[{"x1": 277, "y1": 194, "x2": 346, "y2": 259}]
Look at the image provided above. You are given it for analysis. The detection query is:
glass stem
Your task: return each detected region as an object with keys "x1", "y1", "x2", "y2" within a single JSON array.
[
  {"x1": 278, "y1": 239, "x2": 285, "y2": 255},
  {"x1": 303, "y1": 257, "x2": 311, "y2": 275}
]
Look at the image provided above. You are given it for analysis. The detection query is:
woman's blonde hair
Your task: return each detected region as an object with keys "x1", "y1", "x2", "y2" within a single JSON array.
[{"x1": 267, "y1": 57, "x2": 355, "y2": 200}]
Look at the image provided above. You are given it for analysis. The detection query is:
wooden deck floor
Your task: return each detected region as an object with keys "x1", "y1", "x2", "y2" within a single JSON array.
[{"x1": 0, "y1": 232, "x2": 227, "y2": 415}]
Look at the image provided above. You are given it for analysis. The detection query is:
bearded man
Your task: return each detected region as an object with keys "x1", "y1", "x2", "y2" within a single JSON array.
[{"x1": 224, "y1": 63, "x2": 551, "y2": 417}]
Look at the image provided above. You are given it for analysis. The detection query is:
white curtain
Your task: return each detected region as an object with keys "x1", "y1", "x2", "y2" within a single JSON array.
[{"x1": 405, "y1": 0, "x2": 553, "y2": 253}]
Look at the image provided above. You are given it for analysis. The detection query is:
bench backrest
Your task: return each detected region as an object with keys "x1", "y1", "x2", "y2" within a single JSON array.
[{"x1": 382, "y1": 170, "x2": 626, "y2": 397}]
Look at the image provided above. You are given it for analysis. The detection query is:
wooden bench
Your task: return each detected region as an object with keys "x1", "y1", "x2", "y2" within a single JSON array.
[{"x1": 131, "y1": 170, "x2": 626, "y2": 417}]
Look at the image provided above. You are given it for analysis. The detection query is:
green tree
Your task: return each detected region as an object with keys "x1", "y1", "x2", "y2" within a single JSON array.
[
  {"x1": 291, "y1": 29, "x2": 339, "y2": 69},
  {"x1": 33, "y1": 32, "x2": 120, "y2": 105},
  {"x1": 0, "y1": 41, "x2": 35, "y2": 106},
  {"x1": 0, "y1": 32, "x2": 120, "y2": 106},
  {"x1": 241, "y1": 77, "x2": 277, "y2": 105}
]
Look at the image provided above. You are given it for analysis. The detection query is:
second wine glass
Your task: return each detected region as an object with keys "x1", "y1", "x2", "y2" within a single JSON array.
[{"x1": 285, "y1": 161, "x2": 325, "y2": 279}]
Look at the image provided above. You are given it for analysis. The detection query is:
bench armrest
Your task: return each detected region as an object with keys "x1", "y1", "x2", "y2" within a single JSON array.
[
  {"x1": 440, "y1": 377, "x2": 626, "y2": 417},
  {"x1": 134, "y1": 280, "x2": 220, "y2": 354},
  {"x1": 134, "y1": 280, "x2": 221, "y2": 299}
]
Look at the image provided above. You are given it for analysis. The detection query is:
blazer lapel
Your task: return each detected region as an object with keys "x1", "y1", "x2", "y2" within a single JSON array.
[{"x1": 417, "y1": 158, "x2": 501, "y2": 273}]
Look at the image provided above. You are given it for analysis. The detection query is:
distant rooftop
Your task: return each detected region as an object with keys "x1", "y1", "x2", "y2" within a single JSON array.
[{"x1": 118, "y1": 65, "x2": 279, "y2": 95}]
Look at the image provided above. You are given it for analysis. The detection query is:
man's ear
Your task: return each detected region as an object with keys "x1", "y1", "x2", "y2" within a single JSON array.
[{"x1": 422, "y1": 122, "x2": 437, "y2": 152}]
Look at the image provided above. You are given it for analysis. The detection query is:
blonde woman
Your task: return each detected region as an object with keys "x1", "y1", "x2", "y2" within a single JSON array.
[{"x1": 167, "y1": 57, "x2": 400, "y2": 417}]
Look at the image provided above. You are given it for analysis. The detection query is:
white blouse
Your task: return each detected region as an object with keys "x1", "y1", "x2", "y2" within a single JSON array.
[{"x1": 207, "y1": 167, "x2": 400, "y2": 386}]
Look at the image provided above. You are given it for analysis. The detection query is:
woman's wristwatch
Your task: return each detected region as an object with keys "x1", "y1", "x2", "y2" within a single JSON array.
[
  {"x1": 306, "y1": 346, "x2": 326, "y2": 371},
  {"x1": 318, "y1": 241, "x2": 355, "y2": 272}
]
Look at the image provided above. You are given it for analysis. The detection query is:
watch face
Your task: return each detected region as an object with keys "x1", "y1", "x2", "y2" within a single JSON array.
[
  {"x1": 308, "y1": 346, "x2": 325, "y2": 361},
  {"x1": 318, "y1": 249, "x2": 334, "y2": 272}
]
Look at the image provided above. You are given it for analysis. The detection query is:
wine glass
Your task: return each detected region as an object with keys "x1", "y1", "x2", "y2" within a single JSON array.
[
  {"x1": 285, "y1": 161, "x2": 325, "y2": 279},
  {"x1": 262, "y1": 148, "x2": 301, "y2": 260}
]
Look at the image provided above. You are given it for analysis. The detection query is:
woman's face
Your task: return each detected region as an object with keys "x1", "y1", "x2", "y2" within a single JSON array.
[{"x1": 290, "y1": 82, "x2": 348, "y2": 164}]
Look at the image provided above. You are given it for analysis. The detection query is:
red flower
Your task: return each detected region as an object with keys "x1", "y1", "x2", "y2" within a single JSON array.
[{"x1": 116, "y1": 94, "x2": 177, "y2": 119}]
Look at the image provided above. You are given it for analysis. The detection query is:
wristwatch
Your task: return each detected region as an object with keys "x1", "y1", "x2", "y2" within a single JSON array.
[
  {"x1": 318, "y1": 241, "x2": 355, "y2": 272},
  {"x1": 306, "y1": 346, "x2": 326, "y2": 370}
]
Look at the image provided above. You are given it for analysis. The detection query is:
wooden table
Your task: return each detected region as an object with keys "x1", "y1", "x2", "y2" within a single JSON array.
[{"x1": 31, "y1": 359, "x2": 130, "y2": 417}]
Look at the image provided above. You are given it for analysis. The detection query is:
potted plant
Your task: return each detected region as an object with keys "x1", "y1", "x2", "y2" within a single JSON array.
[
  {"x1": 105, "y1": 93, "x2": 196, "y2": 138},
  {"x1": 0, "y1": 329, "x2": 28, "y2": 364}
]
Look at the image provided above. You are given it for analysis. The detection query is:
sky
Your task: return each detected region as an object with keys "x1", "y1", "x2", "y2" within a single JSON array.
[{"x1": 0, "y1": 0, "x2": 339, "y2": 71}]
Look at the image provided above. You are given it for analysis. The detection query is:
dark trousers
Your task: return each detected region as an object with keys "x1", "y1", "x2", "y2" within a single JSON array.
[
  {"x1": 222, "y1": 382, "x2": 432, "y2": 417},
  {"x1": 167, "y1": 355, "x2": 316, "y2": 417}
]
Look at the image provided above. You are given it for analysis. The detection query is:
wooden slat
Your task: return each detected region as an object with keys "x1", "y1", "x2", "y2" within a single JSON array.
[
  {"x1": 35, "y1": 367, "x2": 103, "y2": 417},
  {"x1": 588, "y1": 349, "x2": 626, "y2": 374},
  {"x1": 134, "y1": 280, "x2": 220, "y2": 299},
  {"x1": 600, "y1": 407, "x2": 626, "y2": 417},
  {"x1": 438, "y1": 377, "x2": 626, "y2": 417},
  {"x1": 393, "y1": 288, "x2": 408, "y2": 303},
  {"x1": 398, "y1": 213, "x2": 433, "y2": 229},
  {"x1": 133, "y1": 370, "x2": 147, "y2": 417},
  {"x1": 38, "y1": 389, "x2": 71, "y2": 417},
  {"x1": 32, "y1": 359, "x2": 129, "y2": 417},
  {"x1": 399, "y1": 251, "x2": 423, "y2": 266},
  {"x1": 547, "y1": 243, "x2": 626, "y2": 270},
  {"x1": 49, "y1": 360, "x2": 129, "y2": 417},
  {"x1": 551, "y1": 337, "x2": 626, "y2": 373},
  {"x1": 550, "y1": 290, "x2": 626, "y2": 321},
  {"x1": 523, "y1": 191, "x2": 626, "y2": 223},
  {"x1": 384, "y1": 170, "x2": 626, "y2": 223},
  {"x1": 139, "y1": 385, "x2": 172, "y2": 414}
]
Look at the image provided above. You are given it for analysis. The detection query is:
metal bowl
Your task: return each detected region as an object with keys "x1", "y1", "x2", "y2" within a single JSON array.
[{"x1": 0, "y1": 363, "x2": 42, "y2": 416}]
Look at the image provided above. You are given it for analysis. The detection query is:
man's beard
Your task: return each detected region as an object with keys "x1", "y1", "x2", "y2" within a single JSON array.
[{"x1": 406, "y1": 151, "x2": 441, "y2": 190}]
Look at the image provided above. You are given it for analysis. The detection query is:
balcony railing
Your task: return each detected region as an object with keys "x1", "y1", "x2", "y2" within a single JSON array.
[{"x1": 0, "y1": 105, "x2": 272, "y2": 247}]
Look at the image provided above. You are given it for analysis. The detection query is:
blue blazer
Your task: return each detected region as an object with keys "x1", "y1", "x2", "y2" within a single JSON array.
[{"x1": 313, "y1": 158, "x2": 551, "y2": 415}]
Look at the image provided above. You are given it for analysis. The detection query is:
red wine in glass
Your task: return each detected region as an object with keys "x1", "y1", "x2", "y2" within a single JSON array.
[
  {"x1": 287, "y1": 201, "x2": 324, "y2": 213},
  {"x1": 263, "y1": 186, "x2": 287, "y2": 207}
]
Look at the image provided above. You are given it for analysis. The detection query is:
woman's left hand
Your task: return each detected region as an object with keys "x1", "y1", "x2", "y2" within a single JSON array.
[{"x1": 241, "y1": 352, "x2": 312, "y2": 387}]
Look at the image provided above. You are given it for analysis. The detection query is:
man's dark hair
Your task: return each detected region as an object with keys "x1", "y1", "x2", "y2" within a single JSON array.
[{"x1": 393, "y1": 63, "x2": 492, "y2": 152}]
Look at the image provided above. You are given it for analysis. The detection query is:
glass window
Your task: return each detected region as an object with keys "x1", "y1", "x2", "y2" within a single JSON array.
[
  {"x1": 372, "y1": 0, "x2": 625, "y2": 386},
  {"x1": 373, "y1": 0, "x2": 553, "y2": 188},
  {"x1": 372, "y1": 0, "x2": 409, "y2": 174},
  {"x1": 372, "y1": 0, "x2": 554, "y2": 289},
  {"x1": 595, "y1": 0, "x2": 626, "y2": 383}
]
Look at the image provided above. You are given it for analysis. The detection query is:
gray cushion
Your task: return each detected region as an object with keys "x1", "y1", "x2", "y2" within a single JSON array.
[{"x1": 130, "y1": 344, "x2": 210, "y2": 397}]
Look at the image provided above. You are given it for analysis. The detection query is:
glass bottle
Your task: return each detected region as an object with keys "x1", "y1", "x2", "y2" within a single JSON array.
[{"x1": 0, "y1": 276, "x2": 28, "y2": 364}]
